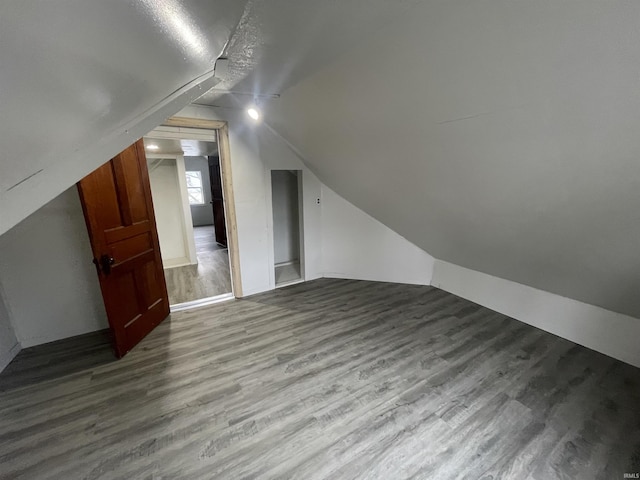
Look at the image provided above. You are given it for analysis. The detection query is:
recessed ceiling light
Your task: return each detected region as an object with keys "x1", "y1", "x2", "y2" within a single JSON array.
[
  {"x1": 146, "y1": 144, "x2": 159, "y2": 150},
  {"x1": 247, "y1": 106, "x2": 260, "y2": 121}
]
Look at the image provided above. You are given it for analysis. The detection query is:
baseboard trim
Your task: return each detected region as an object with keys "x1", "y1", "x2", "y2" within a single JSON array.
[
  {"x1": 163, "y1": 257, "x2": 194, "y2": 269},
  {"x1": 0, "y1": 342, "x2": 21, "y2": 373},
  {"x1": 431, "y1": 260, "x2": 640, "y2": 368},
  {"x1": 323, "y1": 272, "x2": 431, "y2": 286},
  {"x1": 170, "y1": 293, "x2": 234, "y2": 312},
  {"x1": 275, "y1": 278, "x2": 304, "y2": 289}
]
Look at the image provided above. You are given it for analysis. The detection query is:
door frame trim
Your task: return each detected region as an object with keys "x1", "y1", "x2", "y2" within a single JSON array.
[{"x1": 157, "y1": 117, "x2": 243, "y2": 297}]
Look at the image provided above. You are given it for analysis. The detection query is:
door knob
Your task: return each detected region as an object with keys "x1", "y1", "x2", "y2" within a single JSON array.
[{"x1": 93, "y1": 254, "x2": 116, "y2": 275}]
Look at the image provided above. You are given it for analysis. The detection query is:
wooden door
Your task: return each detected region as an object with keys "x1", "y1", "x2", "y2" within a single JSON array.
[
  {"x1": 208, "y1": 155, "x2": 227, "y2": 247},
  {"x1": 77, "y1": 140, "x2": 169, "y2": 358}
]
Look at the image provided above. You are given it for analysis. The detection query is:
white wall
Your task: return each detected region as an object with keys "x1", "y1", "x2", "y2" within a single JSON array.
[
  {"x1": 432, "y1": 260, "x2": 640, "y2": 369},
  {"x1": 185, "y1": 156, "x2": 215, "y2": 227},
  {"x1": 148, "y1": 159, "x2": 190, "y2": 265},
  {"x1": 0, "y1": 287, "x2": 20, "y2": 373},
  {"x1": 177, "y1": 104, "x2": 436, "y2": 294},
  {"x1": 0, "y1": 103, "x2": 325, "y2": 350},
  {"x1": 322, "y1": 186, "x2": 434, "y2": 285},
  {"x1": 0, "y1": 188, "x2": 108, "y2": 348},
  {"x1": 176, "y1": 104, "x2": 325, "y2": 296},
  {"x1": 271, "y1": 170, "x2": 300, "y2": 265},
  {"x1": 258, "y1": 123, "x2": 324, "y2": 286}
]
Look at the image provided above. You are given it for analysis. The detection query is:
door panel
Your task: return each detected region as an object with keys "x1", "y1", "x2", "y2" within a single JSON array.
[{"x1": 78, "y1": 139, "x2": 169, "y2": 358}]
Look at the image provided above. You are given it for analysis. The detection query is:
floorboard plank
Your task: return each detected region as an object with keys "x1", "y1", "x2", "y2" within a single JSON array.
[{"x1": 0, "y1": 278, "x2": 638, "y2": 479}]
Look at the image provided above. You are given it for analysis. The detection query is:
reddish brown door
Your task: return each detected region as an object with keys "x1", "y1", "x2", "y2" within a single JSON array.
[{"x1": 77, "y1": 139, "x2": 169, "y2": 358}]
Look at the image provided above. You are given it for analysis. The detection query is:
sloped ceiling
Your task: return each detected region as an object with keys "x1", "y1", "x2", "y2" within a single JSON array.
[
  {"x1": 0, "y1": 0, "x2": 247, "y2": 234},
  {"x1": 3, "y1": 1, "x2": 639, "y2": 318},
  {"x1": 0, "y1": 0, "x2": 418, "y2": 234},
  {"x1": 267, "y1": 1, "x2": 640, "y2": 318}
]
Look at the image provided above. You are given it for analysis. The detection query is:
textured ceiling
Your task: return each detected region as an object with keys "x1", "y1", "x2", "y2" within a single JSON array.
[{"x1": 195, "y1": 0, "x2": 420, "y2": 109}]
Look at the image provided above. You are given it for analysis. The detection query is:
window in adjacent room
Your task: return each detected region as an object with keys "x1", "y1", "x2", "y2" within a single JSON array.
[{"x1": 185, "y1": 171, "x2": 205, "y2": 205}]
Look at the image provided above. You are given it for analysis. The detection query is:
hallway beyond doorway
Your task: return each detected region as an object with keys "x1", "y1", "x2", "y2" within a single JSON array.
[{"x1": 164, "y1": 226, "x2": 231, "y2": 304}]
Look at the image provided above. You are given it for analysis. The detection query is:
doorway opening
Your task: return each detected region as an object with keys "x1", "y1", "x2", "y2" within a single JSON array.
[
  {"x1": 143, "y1": 123, "x2": 238, "y2": 310},
  {"x1": 76, "y1": 117, "x2": 241, "y2": 358},
  {"x1": 271, "y1": 170, "x2": 304, "y2": 287}
]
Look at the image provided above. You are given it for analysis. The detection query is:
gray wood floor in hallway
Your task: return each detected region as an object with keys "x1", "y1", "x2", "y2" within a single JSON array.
[
  {"x1": 163, "y1": 226, "x2": 231, "y2": 305},
  {"x1": 0, "y1": 278, "x2": 638, "y2": 479}
]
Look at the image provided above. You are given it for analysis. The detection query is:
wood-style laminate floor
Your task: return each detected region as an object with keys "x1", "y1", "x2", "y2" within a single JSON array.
[
  {"x1": 164, "y1": 226, "x2": 231, "y2": 304},
  {"x1": 193, "y1": 226, "x2": 224, "y2": 255},
  {"x1": 0, "y1": 279, "x2": 639, "y2": 479}
]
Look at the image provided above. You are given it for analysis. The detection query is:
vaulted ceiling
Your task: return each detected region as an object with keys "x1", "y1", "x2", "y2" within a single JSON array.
[
  {"x1": 267, "y1": 1, "x2": 640, "y2": 317},
  {"x1": 0, "y1": 0, "x2": 413, "y2": 233},
  {"x1": 2, "y1": 1, "x2": 639, "y2": 317}
]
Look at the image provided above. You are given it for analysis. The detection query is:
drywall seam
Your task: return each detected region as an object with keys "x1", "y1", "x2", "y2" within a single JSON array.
[{"x1": 431, "y1": 260, "x2": 640, "y2": 368}]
